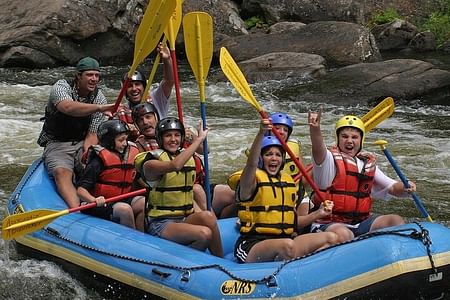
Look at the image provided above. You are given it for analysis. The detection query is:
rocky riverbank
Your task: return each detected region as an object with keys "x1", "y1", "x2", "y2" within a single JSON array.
[{"x1": 1, "y1": 0, "x2": 449, "y2": 104}]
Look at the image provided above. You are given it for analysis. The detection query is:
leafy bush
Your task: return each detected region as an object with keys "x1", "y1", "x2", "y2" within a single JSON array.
[
  {"x1": 369, "y1": 8, "x2": 402, "y2": 28},
  {"x1": 244, "y1": 16, "x2": 265, "y2": 29},
  {"x1": 421, "y1": 12, "x2": 450, "y2": 46}
]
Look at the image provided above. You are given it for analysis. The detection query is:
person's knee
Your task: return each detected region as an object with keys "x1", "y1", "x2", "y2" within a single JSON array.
[
  {"x1": 114, "y1": 203, "x2": 134, "y2": 218},
  {"x1": 326, "y1": 231, "x2": 339, "y2": 245},
  {"x1": 372, "y1": 214, "x2": 405, "y2": 230},
  {"x1": 328, "y1": 225, "x2": 353, "y2": 243},
  {"x1": 279, "y1": 239, "x2": 296, "y2": 259},
  {"x1": 53, "y1": 167, "x2": 72, "y2": 182},
  {"x1": 195, "y1": 227, "x2": 213, "y2": 245},
  {"x1": 387, "y1": 214, "x2": 405, "y2": 226},
  {"x1": 198, "y1": 211, "x2": 218, "y2": 228}
]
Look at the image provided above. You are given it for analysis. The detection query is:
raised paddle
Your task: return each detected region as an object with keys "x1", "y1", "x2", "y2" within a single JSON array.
[
  {"x1": 2, "y1": 189, "x2": 147, "y2": 240},
  {"x1": 219, "y1": 47, "x2": 326, "y2": 202},
  {"x1": 142, "y1": 36, "x2": 168, "y2": 102},
  {"x1": 112, "y1": 0, "x2": 176, "y2": 113},
  {"x1": 361, "y1": 97, "x2": 395, "y2": 133},
  {"x1": 165, "y1": 0, "x2": 184, "y2": 122},
  {"x1": 374, "y1": 140, "x2": 433, "y2": 222},
  {"x1": 183, "y1": 12, "x2": 214, "y2": 210}
]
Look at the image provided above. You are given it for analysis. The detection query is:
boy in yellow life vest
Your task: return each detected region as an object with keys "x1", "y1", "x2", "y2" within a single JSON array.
[
  {"x1": 234, "y1": 118, "x2": 337, "y2": 263},
  {"x1": 134, "y1": 117, "x2": 223, "y2": 257}
]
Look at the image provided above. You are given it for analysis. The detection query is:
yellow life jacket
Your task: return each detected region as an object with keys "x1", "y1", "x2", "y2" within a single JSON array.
[
  {"x1": 284, "y1": 139, "x2": 301, "y2": 177},
  {"x1": 134, "y1": 150, "x2": 196, "y2": 218},
  {"x1": 237, "y1": 169, "x2": 297, "y2": 236},
  {"x1": 227, "y1": 139, "x2": 302, "y2": 191}
]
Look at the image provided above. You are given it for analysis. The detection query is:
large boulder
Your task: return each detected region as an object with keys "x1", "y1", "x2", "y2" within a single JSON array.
[
  {"x1": 0, "y1": 0, "x2": 249, "y2": 68},
  {"x1": 241, "y1": 0, "x2": 440, "y2": 24},
  {"x1": 275, "y1": 59, "x2": 450, "y2": 105},
  {"x1": 217, "y1": 21, "x2": 381, "y2": 66},
  {"x1": 236, "y1": 52, "x2": 326, "y2": 83},
  {"x1": 0, "y1": 0, "x2": 144, "y2": 68}
]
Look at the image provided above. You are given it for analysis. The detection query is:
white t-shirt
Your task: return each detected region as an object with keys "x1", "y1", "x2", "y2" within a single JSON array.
[
  {"x1": 313, "y1": 149, "x2": 396, "y2": 200},
  {"x1": 150, "y1": 84, "x2": 170, "y2": 119}
]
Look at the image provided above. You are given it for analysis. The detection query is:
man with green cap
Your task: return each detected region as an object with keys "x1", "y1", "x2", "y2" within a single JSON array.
[{"x1": 37, "y1": 57, "x2": 115, "y2": 208}]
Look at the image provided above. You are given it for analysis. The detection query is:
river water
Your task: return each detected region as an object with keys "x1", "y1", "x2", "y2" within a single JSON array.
[{"x1": 0, "y1": 61, "x2": 449, "y2": 299}]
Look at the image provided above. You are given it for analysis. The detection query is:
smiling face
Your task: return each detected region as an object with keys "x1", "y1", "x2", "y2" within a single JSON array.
[
  {"x1": 136, "y1": 112, "x2": 158, "y2": 138},
  {"x1": 337, "y1": 127, "x2": 362, "y2": 157},
  {"x1": 126, "y1": 81, "x2": 144, "y2": 104},
  {"x1": 261, "y1": 146, "x2": 283, "y2": 176},
  {"x1": 76, "y1": 70, "x2": 100, "y2": 97},
  {"x1": 162, "y1": 130, "x2": 182, "y2": 153},
  {"x1": 114, "y1": 133, "x2": 129, "y2": 154}
]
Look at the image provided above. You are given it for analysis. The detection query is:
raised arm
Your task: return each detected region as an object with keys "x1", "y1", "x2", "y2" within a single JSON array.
[
  {"x1": 308, "y1": 108, "x2": 327, "y2": 165},
  {"x1": 143, "y1": 121, "x2": 207, "y2": 180},
  {"x1": 158, "y1": 42, "x2": 174, "y2": 98},
  {"x1": 239, "y1": 119, "x2": 271, "y2": 200}
]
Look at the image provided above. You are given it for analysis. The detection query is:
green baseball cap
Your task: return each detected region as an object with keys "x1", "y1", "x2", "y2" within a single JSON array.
[{"x1": 76, "y1": 57, "x2": 100, "y2": 72}]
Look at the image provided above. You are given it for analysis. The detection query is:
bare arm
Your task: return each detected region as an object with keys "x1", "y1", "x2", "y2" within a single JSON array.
[
  {"x1": 308, "y1": 108, "x2": 327, "y2": 165},
  {"x1": 77, "y1": 186, "x2": 105, "y2": 206},
  {"x1": 297, "y1": 200, "x2": 333, "y2": 228},
  {"x1": 239, "y1": 119, "x2": 271, "y2": 200},
  {"x1": 56, "y1": 100, "x2": 115, "y2": 118},
  {"x1": 83, "y1": 132, "x2": 99, "y2": 154},
  {"x1": 158, "y1": 43, "x2": 174, "y2": 98},
  {"x1": 143, "y1": 122, "x2": 207, "y2": 181},
  {"x1": 388, "y1": 180, "x2": 417, "y2": 197}
]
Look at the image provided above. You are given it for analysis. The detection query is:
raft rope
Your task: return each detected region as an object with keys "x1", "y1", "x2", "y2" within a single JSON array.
[
  {"x1": 44, "y1": 221, "x2": 438, "y2": 285},
  {"x1": 10, "y1": 159, "x2": 42, "y2": 206},
  {"x1": 9, "y1": 161, "x2": 439, "y2": 285}
]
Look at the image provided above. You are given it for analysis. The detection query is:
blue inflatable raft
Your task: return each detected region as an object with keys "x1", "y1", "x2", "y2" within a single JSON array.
[{"x1": 4, "y1": 159, "x2": 450, "y2": 299}]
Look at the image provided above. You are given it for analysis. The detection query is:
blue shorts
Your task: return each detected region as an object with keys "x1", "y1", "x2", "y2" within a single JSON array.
[
  {"x1": 146, "y1": 216, "x2": 186, "y2": 237},
  {"x1": 312, "y1": 214, "x2": 379, "y2": 237}
]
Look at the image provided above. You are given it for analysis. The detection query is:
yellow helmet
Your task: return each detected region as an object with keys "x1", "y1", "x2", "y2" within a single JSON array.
[{"x1": 335, "y1": 115, "x2": 366, "y2": 149}]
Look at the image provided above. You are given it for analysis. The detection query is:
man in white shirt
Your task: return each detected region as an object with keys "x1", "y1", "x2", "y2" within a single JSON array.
[{"x1": 307, "y1": 110, "x2": 416, "y2": 242}]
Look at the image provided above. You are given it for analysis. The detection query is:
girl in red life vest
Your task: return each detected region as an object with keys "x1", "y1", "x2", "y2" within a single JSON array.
[{"x1": 77, "y1": 119, "x2": 145, "y2": 231}]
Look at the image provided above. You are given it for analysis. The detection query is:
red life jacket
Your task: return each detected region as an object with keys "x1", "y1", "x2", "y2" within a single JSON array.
[
  {"x1": 182, "y1": 141, "x2": 205, "y2": 185},
  {"x1": 135, "y1": 135, "x2": 159, "y2": 152},
  {"x1": 192, "y1": 154, "x2": 205, "y2": 185},
  {"x1": 93, "y1": 144, "x2": 140, "y2": 199},
  {"x1": 313, "y1": 146, "x2": 376, "y2": 224},
  {"x1": 116, "y1": 105, "x2": 133, "y2": 124}
]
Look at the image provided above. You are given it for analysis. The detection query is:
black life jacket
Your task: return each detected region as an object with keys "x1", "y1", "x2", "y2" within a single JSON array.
[{"x1": 42, "y1": 79, "x2": 98, "y2": 142}]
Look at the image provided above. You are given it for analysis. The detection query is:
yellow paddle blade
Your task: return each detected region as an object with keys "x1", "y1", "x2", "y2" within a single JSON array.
[
  {"x1": 2, "y1": 209, "x2": 68, "y2": 240},
  {"x1": 130, "y1": 0, "x2": 176, "y2": 77},
  {"x1": 164, "y1": 0, "x2": 182, "y2": 50},
  {"x1": 219, "y1": 47, "x2": 262, "y2": 111},
  {"x1": 183, "y1": 12, "x2": 213, "y2": 93},
  {"x1": 362, "y1": 97, "x2": 395, "y2": 132}
]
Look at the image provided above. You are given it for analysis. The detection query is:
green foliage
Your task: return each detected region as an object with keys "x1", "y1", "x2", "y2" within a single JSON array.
[
  {"x1": 244, "y1": 16, "x2": 265, "y2": 29},
  {"x1": 369, "y1": 8, "x2": 402, "y2": 27},
  {"x1": 421, "y1": 12, "x2": 450, "y2": 46}
]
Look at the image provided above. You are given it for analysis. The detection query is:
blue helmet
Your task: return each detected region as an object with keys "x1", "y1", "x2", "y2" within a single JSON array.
[
  {"x1": 270, "y1": 112, "x2": 293, "y2": 138},
  {"x1": 258, "y1": 136, "x2": 285, "y2": 170}
]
